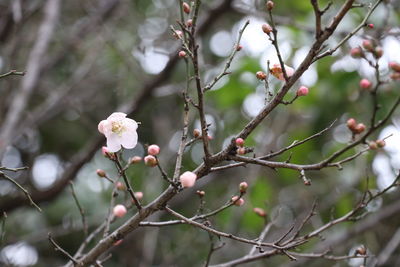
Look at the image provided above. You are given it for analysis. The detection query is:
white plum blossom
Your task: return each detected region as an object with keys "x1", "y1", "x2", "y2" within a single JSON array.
[{"x1": 98, "y1": 112, "x2": 138, "y2": 152}]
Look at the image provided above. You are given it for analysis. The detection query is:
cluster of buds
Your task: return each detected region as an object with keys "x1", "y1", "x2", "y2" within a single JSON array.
[
  {"x1": 144, "y1": 144, "x2": 160, "y2": 167},
  {"x1": 231, "y1": 195, "x2": 245, "y2": 206},
  {"x1": 347, "y1": 118, "x2": 366, "y2": 135},
  {"x1": 368, "y1": 139, "x2": 386, "y2": 150},
  {"x1": 350, "y1": 39, "x2": 382, "y2": 60},
  {"x1": 236, "y1": 137, "x2": 247, "y2": 155},
  {"x1": 389, "y1": 62, "x2": 400, "y2": 80}
]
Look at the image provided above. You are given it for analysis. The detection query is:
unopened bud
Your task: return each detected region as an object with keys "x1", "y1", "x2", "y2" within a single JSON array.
[
  {"x1": 148, "y1": 144, "x2": 160, "y2": 156},
  {"x1": 256, "y1": 71, "x2": 267, "y2": 80},
  {"x1": 116, "y1": 181, "x2": 126, "y2": 191},
  {"x1": 186, "y1": 19, "x2": 193, "y2": 27},
  {"x1": 130, "y1": 156, "x2": 142, "y2": 164},
  {"x1": 359, "y1": 79, "x2": 372, "y2": 90},
  {"x1": 231, "y1": 196, "x2": 245, "y2": 206},
  {"x1": 350, "y1": 47, "x2": 363, "y2": 58},
  {"x1": 236, "y1": 44, "x2": 243, "y2": 51},
  {"x1": 235, "y1": 138, "x2": 245, "y2": 147},
  {"x1": 237, "y1": 147, "x2": 246, "y2": 155},
  {"x1": 356, "y1": 246, "x2": 367, "y2": 255},
  {"x1": 179, "y1": 50, "x2": 187, "y2": 58},
  {"x1": 173, "y1": 30, "x2": 183, "y2": 39},
  {"x1": 367, "y1": 23, "x2": 374, "y2": 29},
  {"x1": 362, "y1": 40, "x2": 374, "y2": 51},
  {"x1": 239, "y1": 182, "x2": 248, "y2": 193},
  {"x1": 354, "y1": 123, "x2": 366, "y2": 134},
  {"x1": 376, "y1": 139, "x2": 386, "y2": 148},
  {"x1": 347, "y1": 118, "x2": 357, "y2": 131},
  {"x1": 368, "y1": 141, "x2": 378, "y2": 150},
  {"x1": 134, "y1": 191, "x2": 143, "y2": 200},
  {"x1": 253, "y1": 207, "x2": 266, "y2": 217},
  {"x1": 102, "y1": 146, "x2": 115, "y2": 160},
  {"x1": 96, "y1": 169, "x2": 106, "y2": 178},
  {"x1": 374, "y1": 47, "x2": 383, "y2": 58},
  {"x1": 144, "y1": 155, "x2": 157, "y2": 167},
  {"x1": 113, "y1": 204, "x2": 127, "y2": 218},
  {"x1": 193, "y1": 129, "x2": 201, "y2": 138},
  {"x1": 296, "y1": 86, "x2": 309, "y2": 96},
  {"x1": 182, "y1": 2, "x2": 190, "y2": 14},
  {"x1": 266, "y1": 1, "x2": 274, "y2": 10},
  {"x1": 262, "y1": 24, "x2": 273, "y2": 35}
]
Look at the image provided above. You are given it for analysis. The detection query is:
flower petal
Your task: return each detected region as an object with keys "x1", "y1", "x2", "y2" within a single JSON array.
[
  {"x1": 120, "y1": 131, "x2": 138, "y2": 149},
  {"x1": 98, "y1": 120, "x2": 107, "y2": 134},
  {"x1": 123, "y1": 118, "x2": 138, "y2": 131},
  {"x1": 107, "y1": 112, "x2": 127, "y2": 121},
  {"x1": 106, "y1": 134, "x2": 122, "y2": 152}
]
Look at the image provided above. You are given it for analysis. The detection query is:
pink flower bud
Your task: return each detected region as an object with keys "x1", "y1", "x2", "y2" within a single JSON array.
[
  {"x1": 235, "y1": 138, "x2": 244, "y2": 147},
  {"x1": 362, "y1": 40, "x2": 374, "y2": 51},
  {"x1": 354, "y1": 123, "x2": 366, "y2": 134},
  {"x1": 360, "y1": 79, "x2": 372, "y2": 90},
  {"x1": 134, "y1": 191, "x2": 143, "y2": 200},
  {"x1": 113, "y1": 204, "x2": 127, "y2": 218},
  {"x1": 193, "y1": 129, "x2": 201, "y2": 138},
  {"x1": 207, "y1": 135, "x2": 213, "y2": 140},
  {"x1": 182, "y1": 2, "x2": 190, "y2": 14},
  {"x1": 96, "y1": 169, "x2": 106, "y2": 178},
  {"x1": 180, "y1": 171, "x2": 197, "y2": 188},
  {"x1": 231, "y1": 196, "x2": 245, "y2": 206},
  {"x1": 367, "y1": 23, "x2": 374, "y2": 29},
  {"x1": 186, "y1": 19, "x2": 193, "y2": 27},
  {"x1": 116, "y1": 182, "x2": 126, "y2": 191},
  {"x1": 374, "y1": 47, "x2": 383, "y2": 58},
  {"x1": 236, "y1": 44, "x2": 243, "y2": 51},
  {"x1": 296, "y1": 86, "x2": 309, "y2": 96},
  {"x1": 173, "y1": 30, "x2": 183, "y2": 39},
  {"x1": 147, "y1": 144, "x2": 160, "y2": 156},
  {"x1": 102, "y1": 146, "x2": 115, "y2": 160},
  {"x1": 262, "y1": 24, "x2": 273, "y2": 34},
  {"x1": 144, "y1": 155, "x2": 157, "y2": 167},
  {"x1": 389, "y1": 62, "x2": 400, "y2": 72},
  {"x1": 350, "y1": 47, "x2": 363, "y2": 58},
  {"x1": 347, "y1": 118, "x2": 357, "y2": 131},
  {"x1": 376, "y1": 139, "x2": 386, "y2": 148},
  {"x1": 369, "y1": 141, "x2": 378, "y2": 150},
  {"x1": 253, "y1": 207, "x2": 266, "y2": 217},
  {"x1": 130, "y1": 156, "x2": 142, "y2": 164},
  {"x1": 239, "y1": 182, "x2": 248, "y2": 193},
  {"x1": 256, "y1": 71, "x2": 267, "y2": 80},
  {"x1": 179, "y1": 50, "x2": 187, "y2": 58},
  {"x1": 266, "y1": 1, "x2": 274, "y2": 10},
  {"x1": 237, "y1": 147, "x2": 246, "y2": 155}
]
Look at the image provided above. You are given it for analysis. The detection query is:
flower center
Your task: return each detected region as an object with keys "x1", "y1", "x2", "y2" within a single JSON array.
[{"x1": 111, "y1": 121, "x2": 125, "y2": 135}]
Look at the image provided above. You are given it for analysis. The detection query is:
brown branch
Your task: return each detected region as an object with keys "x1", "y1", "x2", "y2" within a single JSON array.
[
  {"x1": 69, "y1": 182, "x2": 88, "y2": 237},
  {"x1": 0, "y1": 70, "x2": 25, "y2": 79},
  {"x1": 48, "y1": 233, "x2": 77, "y2": 264}
]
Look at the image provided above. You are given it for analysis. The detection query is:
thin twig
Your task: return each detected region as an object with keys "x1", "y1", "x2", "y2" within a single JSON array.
[
  {"x1": 48, "y1": 233, "x2": 77, "y2": 264},
  {"x1": 69, "y1": 181, "x2": 88, "y2": 237},
  {"x1": 0, "y1": 70, "x2": 25, "y2": 79},
  {"x1": 0, "y1": 171, "x2": 42, "y2": 212}
]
